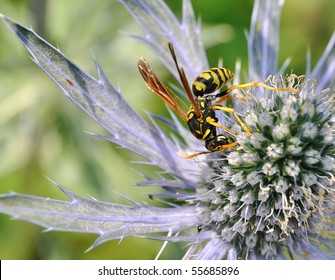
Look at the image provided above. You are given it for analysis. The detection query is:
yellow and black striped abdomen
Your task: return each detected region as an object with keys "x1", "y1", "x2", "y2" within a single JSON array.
[{"x1": 192, "y1": 68, "x2": 234, "y2": 97}]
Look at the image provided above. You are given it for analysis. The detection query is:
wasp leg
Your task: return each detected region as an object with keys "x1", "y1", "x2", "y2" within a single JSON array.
[
  {"x1": 183, "y1": 151, "x2": 211, "y2": 159},
  {"x1": 211, "y1": 105, "x2": 252, "y2": 136},
  {"x1": 226, "y1": 81, "x2": 299, "y2": 94},
  {"x1": 217, "y1": 141, "x2": 238, "y2": 149},
  {"x1": 214, "y1": 80, "x2": 298, "y2": 105},
  {"x1": 215, "y1": 92, "x2": 250, "y2": 104},
  {"x1": 183, "y1": 142, "x2": 238, "y2": 159},
  {"x1": 213, "y1": 89, "x2": 232, "y2": 104},
  {"x1": 205, "y1": 116, "x2": 237, "y2": 136}
]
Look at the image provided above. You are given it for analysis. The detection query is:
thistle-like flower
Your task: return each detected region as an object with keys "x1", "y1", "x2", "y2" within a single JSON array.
[
  {"x1": 1, "y1": 0, "x2": 335, "y2": 260},
  {"x1": 197, "y1": 75, "x2": 335, "y2": 259}
]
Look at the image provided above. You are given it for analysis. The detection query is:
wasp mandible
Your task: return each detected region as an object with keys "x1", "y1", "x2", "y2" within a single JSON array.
[{"x1": 138, "y1": 43, "x2": 298, "y2": 158}]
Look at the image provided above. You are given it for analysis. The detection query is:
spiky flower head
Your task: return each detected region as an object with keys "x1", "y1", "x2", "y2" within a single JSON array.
[{"x1": 195, "y1": 75, "x2": 335, "y2": 259}]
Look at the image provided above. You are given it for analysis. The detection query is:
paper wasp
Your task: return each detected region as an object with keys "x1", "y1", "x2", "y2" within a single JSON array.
[{"x1": 138, "y1": 43, "x2": 298, "y2": 159}]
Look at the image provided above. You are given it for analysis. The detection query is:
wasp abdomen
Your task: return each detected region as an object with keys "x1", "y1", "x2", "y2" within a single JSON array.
[{"x1": 192, "y1": 68, "x2": 234, "y2": 97}]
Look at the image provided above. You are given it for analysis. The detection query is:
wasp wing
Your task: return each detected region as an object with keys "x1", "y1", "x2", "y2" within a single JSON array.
[{"x1": 138, "y1": 58, "x2": 188, "y2": 122}]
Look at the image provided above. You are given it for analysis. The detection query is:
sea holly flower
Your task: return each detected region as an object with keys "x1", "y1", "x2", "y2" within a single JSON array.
[{"x1": 0, "y1": 0, "x2": 335, "y2": 260}]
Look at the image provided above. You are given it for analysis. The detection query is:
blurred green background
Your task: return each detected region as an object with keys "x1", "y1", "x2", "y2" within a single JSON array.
[{"x1": 0, "y1": 0, "x2": 334, "y2": 259}]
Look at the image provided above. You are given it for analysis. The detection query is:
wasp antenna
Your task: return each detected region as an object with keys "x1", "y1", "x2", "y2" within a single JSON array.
[{"x1": 168, "y1": 43, "x2": 202, "y2": 117}]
